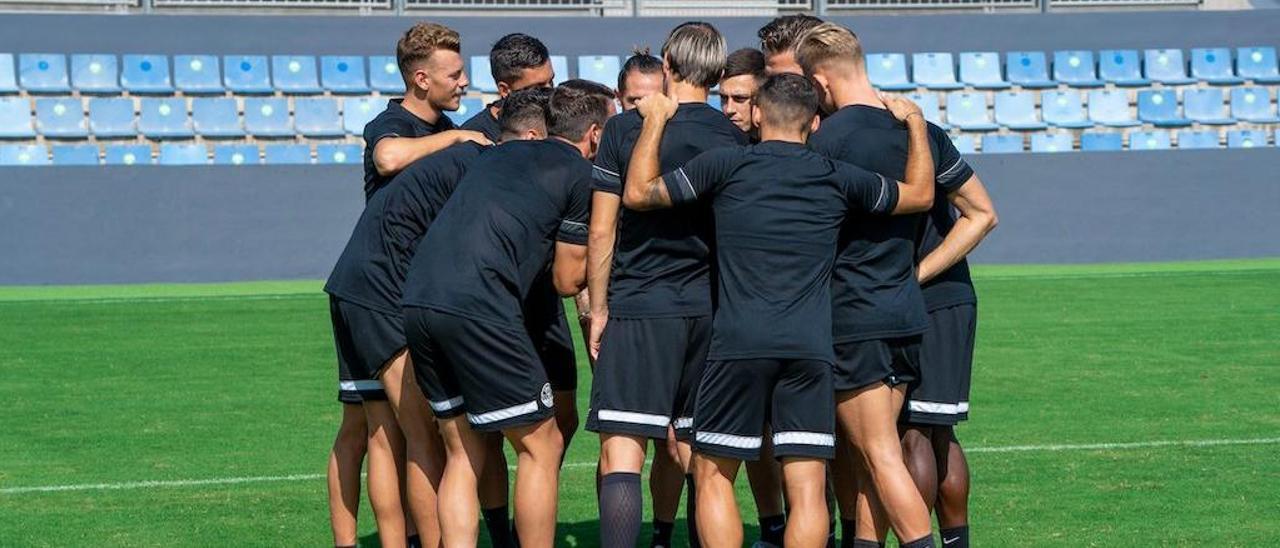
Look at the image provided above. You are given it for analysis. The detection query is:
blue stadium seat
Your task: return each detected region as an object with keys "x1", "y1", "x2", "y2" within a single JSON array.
[
  {"x1": 1230, "y1": 86, "x2": 1280, "y2": 123},
  {"x1": 0, "y1": 144, "x2": 48, "y2": 166},
  {"x1": 272, "y1": 55, "x2": 322, "y2": 94},
  {"x1": 950, "y1": 134, "x2": 976, "y2": 154},
  {"x1": 1005, "y1": 51, "x2": 1055, "y2": 89},
  {"x1": 0, "y1": 54, "x2": 16, "y2": 93},
  {"x1": 1030, "y1": 132, "x2": 1072, "y2": 153},
  {"x1": 159, "y1": 143, "x2": 208, "y2": 165},
  {"x1": 1129, "y1": 130, "x2": 1171, "y2": 150},
  {"x1": 980, "y1": 134, "x2": 1023, "y2": 154},
  {"x1": 138, "y1": 98, "x2": 193, "y2": 139},
  {"x1": 470, "y1": 56, "x2": 497, "y2": 93},
  {"x1": 551, "y1": 55, "x2": 570, "y2": 85},
  {"x1": 1137, "y1": 89, "x2": 1191, "y2": 127},
  {"x1": 321, "y1": 56, "x2": 369, "y2": 94},
  {"x1": 1227, "y1": 129, "x2": 1268, "y2": 149},
  {"x1": 174, "y1": 55, "x2": 223, "y2": 94},
  {"x1": 369, "y1": 56, "x2": 402, "y2": 93},
  {"x1": 70, "y1": 54, "x2": 120, "y2": 93},
  {"x1": 707, "y1": 94, "x2": 721, "y2": 112},
  {"x1": 906, "y1": 92, "x2": 946, "y2": 129},
  {"x1": 1189, "y1": 48, "x2": 1242, "y2": 85},
  {"x1": 912, "y1": 53, "x2": 962, "y2": 90},
  {"x1": 993, "y1": 91, "x2": 1045, "y2": 130},
  {"x1": 264, "y1": 143, "x2": 312, "y2": 164},
  {"x1": 317, "y1": 143, "x2": 361, "y2": 164},
  {"x1": 121, "y1": 54, "x2": 174, "y2": 94},
  {"x1": 578, "y1": 55, "x2": 620, "y2": 87},
  {"x1": 1040, "y1": 90, "x2": 1091, "y2": 129},
  {"x1": 1080, "y1": 131, "x2": 1123, "y2": 152},
  {"x1": 295, "y1": 97, "x2": 344, "y2": 138},
  {"x1": 19, "y1": 54, "x2": 70, "y2": 93},
  {"x1": 445, "y1": 97, "x2": 484, "y2": 126},
  {"x1": 1143, "y1": 49, "x2": 1193, "y2": 85},
  {"x1": 1052, "y1": 50, "x2": 1102, "y2": 87},
  {"x1": 213, "y1": 144, "x2": 260, "y2": 165},
  {"x1": 244, "y1": 97, "x2": 292, "y2": 137},
  {"x1": 35, "y1": 97, "x2": 87, "y2": 138},
  {"x1": 866, "y1": 53, "x2": 914, "y2": 91},
  {"x1": 1176, "y1": 130, "x2": 1219, "y2": 149},
  {"x1": 51, "y1": 144, "x2": 100, "y2": 165},
  {"x1": 945, "y1": 91, "x2": 997, "y2": 131},
  {"x1": 223, "y1": 55, "x2": 272, "y2": 94},
  {"x1": 1087, "y1": 89, "x2": 1140, "y2": 128},
  {"x1": 343, "y1": 96, "x2": 380, "y2": 135},
  {"x1": 959, "y1": 52, "x2": 1008, "y2": 89},
  {"x1": 87, "y1": 98, "x2": 135, "y2": 138},
  {"x1": 1236, "y1": 47, "x2": 1280, "y2": 84},
  {"x1": 192, "y1": 97, "x2": 243, "y2": 138},
  {"x1": 1098, "y1": 50, "x2": 1148, "y2": 87},
  {"x1": 103, "y1": 144, "x2": 152, "y2": 165},
  {"x1": 1182, "y1": 88, "x2": 1234, "y2": 125},
  {"x1": 0, "y1": 97, "x2": 34, "y2": 138}
]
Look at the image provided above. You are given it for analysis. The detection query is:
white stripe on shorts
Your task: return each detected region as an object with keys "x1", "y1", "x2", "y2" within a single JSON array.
[
  {"x1": 773, "y1": 431, "x2": 835, "y2": 447},
  {"x1": 597, "y1": 409, "x2": 672, "y2": 427},
  {"x1": 696, "y1": 431, "x2": 762, "y2": 450},
  {"x1": 673, "y1": 417, "x2": 693, "y2": 429},
  {"x1": 468, "y1": 400, "x2": 539, "y2": 426},
  {"x1": 908, "y1": 400, "x2": 964, "y2": 415},
  {"x1": 958, "y1": 401, "x2": 970, "y2": 413},
  {"x1": 430, "y1": 396, "x2": 464, "y2": 412},
  {"x1": 339, "y1": 380, "x2": 384, "y2": 392}
]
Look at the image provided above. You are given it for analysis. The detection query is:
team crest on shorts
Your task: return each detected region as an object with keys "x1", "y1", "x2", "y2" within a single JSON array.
[{"x1": 540, "y1": 382, "x2": 554, "y2": 408}]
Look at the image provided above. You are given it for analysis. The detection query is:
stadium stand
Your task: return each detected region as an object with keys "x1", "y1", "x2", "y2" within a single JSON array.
[
  {"x1": 912, "y1": 52, "x2": 963, "y2": 90},
  {"x1": 138, "y1": 97, "x2": 193, "y2": 139},
  {"x1": 1227, "y1": 129, "x2": 1269, "y2": 148},
  {"x1": 1098, "y1": 50, "x2": 1149, "y2": 86},
  {"x1": 70, "y1": 54, "x2": 120, "y2": 94},
  {"x1": 264, "y1": 143, "x2": 312, "y2": 164},
  {"x1": 993, "y1": 91, "x2": 1045, "y2": 130},
  {"x1": 174, "y1": 55, "x2": 222, "y2": 94},
  {"x1": 272, "y1": 55, "x2": 322, "y2": 94},
  {"x1": 1236, "y1": 46, "x2": 1280, "y2": 83},
  {"x1": 103, "y1": 143, "x2": 151, "y2": 165},
  {"x1": 342, "y1": 96, "x2": 380, "y2": 135},
  {"x1": 1183, "y1": 88, "x2": 1235, "y2": 125},
  {"x1": 1080, "y1": 131, "x2": 1123, "y2": 151},
  {"x1": 244, "y1": 97, "x2": 292, "y2": 137},
  {"x1": 1144, "y1": 48, "x2": 1194, "y2": 85},
  {"x1": 1231, "y1": 87, "x2": 1280, "y2": 123},
  {"x1": 1189, "y1": 48, "x2": 1243, "y2": 85},
  {"x1": 0, "y1": 143, "x2": 47, "y2": 165},
  {"x1": 35, "y1": 97, "x2": 88, "y2": 138},
  {"x1": 1129, "y1": 130, "x2": 1172, "y2": 150},
  {"x1": 87, "y1": 97, "x2": 135, "y2": 138},
  {"x1": 368, "y1": 56, "x2": 402, "y2": 93},
  {"x1": 224, "y1": 55, "x2": 272, "y2": 94},
  {"x1": 981, "y1": 133, "x2": 1023, "y2": 153},
  {"x1": 317, "y1": 143, "x2": 361, "y2": 164},
  {"x1": 1088, "y1": 89, "x2": 1141, "y2": 128},
  {"x1": 958, "y1": 52, "x2": 1009, "y2": 89},
  {"x1": 51, "y1": 143, "x2": 99, "y2": 165},
  {"x1": 1177, "y1": 130, "x2": 1220, "y2": 149},
  {"x1": 906, "y1": 92, "x2": 945, "y2": 129},
  {"x1": 122, "y1": 55, "x2": 174, "y2": 94},
  {"x1": 321, "y1": 56, "x2": 369, "y2": 94},
  {"x1": 950, "y1": 134, "x2": 976, "y2": 154},
  {"x1": 947, "y1": 91, "x2": 998, "y2": 131},
  {"x1": 192, "y1": 97, "x2": 244, "y2": 138},
  {"x1": 1053, "y1": 50, "x2": 1102, "y2": 87},
  {"x1": 213, "y1": 143, "x2": 260, "y2": 165},
  {"x1": 1040, "y1": 90, "x2": 1090, "y2": 129},
  {"x1": 1005, "y1": 51, "x2": 1054, "y2": 89},
  {"x1": 0, "y1": 97, "x2": 34, "y2": 138},
  {"x1": 866, "y1": 53, "x2": 913, "y2": 91},
  {"x1": 578, "y1": 55, "x2": 620, "y2": 87},
  {"x1": 159, "y1": 143, "x2": 208, "y2": 165},
  {"x1": 19, "y1": 53, "x2": 70, "y2": 93},
  {"x1": 1137, "y1": 89, "x2": 1191, "y2": 127},
  {"x1": 0, "y1": 54, "x2": 16, "y2": 93},
  {"x1": 295, "y1": 97, "x2": 345, "y2": 138},
  {"x1": 470, "y1": 56, "x2": 497, "y2": 93}
]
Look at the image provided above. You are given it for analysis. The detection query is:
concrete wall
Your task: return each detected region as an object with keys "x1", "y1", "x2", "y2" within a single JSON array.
[{"x1": 2, "y1": 149, "x2": 1277, "y2": 285}]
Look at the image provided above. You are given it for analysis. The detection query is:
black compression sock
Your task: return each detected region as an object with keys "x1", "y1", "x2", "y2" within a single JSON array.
[
  {"x1": 685, "y1": 474, "x2": 701, "y2": 548},
  {"x1": 839, "y1": 519, "x2": 857, "y2": 548},
  {"x1": 902, "y1": 534, "x2": 936, "y2": 548},
  {"x1": 827, "y1": 516, "x2": 837, "y2": 548},
  {"x1": 406, "y1": 534, "x2": 421, "y2": 548},
  {"x1": 759, "y1": 513, "x2": 786, "y2": 546},
  {"x1": 851, "y1": 540, "x2": 885, "y2": 548},
  {"x1": 651, "y1": 519, "x2": 675, "y2": 548},
  {"x1": 939, "y1": 526, "x2": 969, "y2": 548},
  {"x1": 599, "y1": 472, "x2": 643, "y2": 548},
  {"x1": 482, "y1": 505, "x2": 516, "y2": 548}
]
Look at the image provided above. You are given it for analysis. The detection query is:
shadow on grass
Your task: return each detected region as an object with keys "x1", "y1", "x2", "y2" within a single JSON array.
[{"x1": 357, "y1": 519, "x2": 762, "y2": 547}]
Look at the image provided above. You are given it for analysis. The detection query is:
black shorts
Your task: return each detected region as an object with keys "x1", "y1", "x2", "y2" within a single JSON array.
[
  {"x1": 405, "y1": 307, "x2": 555, "y2": 432},
  {"x1": 527, "y1": 312, "x2": 578, "y2": 392},
  {"x1": 330, "y1": 296, "x2": 402, "y2": 403},
  {"x1": 903, "y1": 304, "x2": 977, "y2": 426},
  {"x1": 692, "y1": 359, "x2": 835, "y2": 462},
  {"x1": 832, "y1": 335, "x2": 922, "y2": 393},
  {"x1": 586, "y1": 316, "x2": 711, "y2": 440}
]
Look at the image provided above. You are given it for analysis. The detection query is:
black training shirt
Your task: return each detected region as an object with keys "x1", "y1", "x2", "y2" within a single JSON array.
[
  {"x1": 401, "y1": 139, "x2": 591, "y2": 328},
  {"x1": 363, "y1": 99, "x2": 457, "y2": 201},
  {"x1": 808, "y1": 105, "x2": 971, "y2": 340},
  {"x1": 326, "y1": 142, "x2": 485, "y2": 314},
  {"x1": 592, "y1": 103, "x2": 749, "y2": 318},
  {"x1": 914, "y1": 143, "x2": 978, "y2": 312},
  {"x1": 662, "y1": 141, "x2": 898, "y2": 363},
  {"x1": 460, "y1": 101, "x2": 502, "y2": 143}
]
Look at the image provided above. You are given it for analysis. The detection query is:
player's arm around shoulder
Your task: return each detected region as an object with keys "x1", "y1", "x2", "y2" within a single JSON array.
[
  {"x1": 621, "y1": 94, "x2": 680, "y2": 211},
  {"x1": 882, "y1": 93, "x2": 935, "y2": 214},
  {"x1": 372, "y1": 130, "x2": 492, "y2": 177}
]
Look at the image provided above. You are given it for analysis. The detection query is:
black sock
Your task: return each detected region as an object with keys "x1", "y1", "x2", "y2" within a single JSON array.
[
  {"x1": 406, "y1": 534, "x2": 421, "y2": 548},
  {"x1": 685, "y1": 474, "x2": 701, "y2": 548},
  {"x1": 839, "y1": 519, "x2": 857, "y2": 548},
  {"x1": 599, "y1": 472, "x2": 643, "y2": 548},
  {"x1": 651, "y1": 519, "x2": 675, "y2": 548},
  {"x1": 902, "y1": 534, "x2": 935, "y2": 548},
  {"x1": 939, "y1": 526, "x2": 969, "y2": 548},
  {"x1": 482, "y1": 505, "x2": 516, "y2": 548},
  {"x1": 851, "y1": 540, "x2": 884, "y2": 548},
  {"x1": 759, "y1": 513, "x2": 785, "y2": 545},
  {"x1": 827, "y1": 515, "x2": 837, "y2": 548}
]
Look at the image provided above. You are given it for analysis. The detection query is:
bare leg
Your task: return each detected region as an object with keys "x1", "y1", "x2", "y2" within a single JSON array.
[
  {"x1": 831, "y1": 431, "x2": 858, "y2": 520},
  {"x1": 853, "y1": 455, "x2": 890, "y2": 542},
  {"x1": 506, "y1": 417, "x2": 565, "y2": 548},
  {"x1": 692, "y1": 453, "x2": 742, "y2": 548},
  {"x1": 651, "y1": 437, "x2": 685, "y2": 525},
  {"x1": 901, "y1": 425, "x2": 939, "y2": 511},
  {"x1": 781, "y1": 458, "x2": 830, "y2": 548},
  {"x1": 553, "y1": 390, "x2": 579, "y2": 461},
  {"x1": 936, "y1": 428, "x2": 970, "y2": 530},
  {"x1": 365, "y1": 400, "x2": 408, "y2": 548},
  {"x1": 479, "y1": 432, "x2": 510, "y2": 510},
  {"x1": 437, "y1": 416, "x2": 489, "y2": 548},
  {"x1": 328, "y1": 403, "x2": 367, "y2": 547},
  {"x1": 745, "y1": 425, "x2": 786, "y2": 519},
  {"x1": 382, "y1": 352, "x2": 446, "y2": 547},
  {"x1": 838, "y1": 383, "x2": 931, "y2": 542}
]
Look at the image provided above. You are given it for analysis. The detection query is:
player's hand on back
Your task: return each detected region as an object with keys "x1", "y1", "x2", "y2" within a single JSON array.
[
  {"x1": 879, "y1": 93, "x2": 923, "y2": 124},
  {"x1": 635, "y1": 93, "x2": 678, "y2": 122},
  {"x1": 451, "y1": 129, "x2": 494, "y2": 147}
]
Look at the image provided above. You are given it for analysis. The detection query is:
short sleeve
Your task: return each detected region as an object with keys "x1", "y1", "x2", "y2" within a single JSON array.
[
  {"x1": 661, "y1": 147, "x2": 737, "y2": 206},
  {"x1": 364, "y1": 113, "x2": 416, "y2": 149},
  {"x1": 591, "y1": 118, "x2": 625, "y2": 195},
  {"x1": 837, "y1": 161, "x2": 898, "y2": 215},
  {"x1": 557, "y1": 169, "x2": 592, "y2": 245},
  {"x1": 930, "y1": 124, "x2": 974, "y2": 193}
]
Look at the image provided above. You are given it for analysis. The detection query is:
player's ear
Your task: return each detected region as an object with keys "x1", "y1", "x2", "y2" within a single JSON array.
[
  {"x1": 496, "y1": 80, "x2": 511, "y2": 98},
  {"x1": 809, "y1": 114, "x2": 821, "y2": 133},
  {"x1": 412, "y1": 67, "x2": 431, "y2": 94},
  {"x1": 751, "y1": 104, "x2": 763, "y2": 127}
]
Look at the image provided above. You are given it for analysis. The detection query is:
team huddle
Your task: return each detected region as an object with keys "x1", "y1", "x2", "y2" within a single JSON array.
[{"x1": 323, "y1": 15, "x2": 998, "y2": 548}]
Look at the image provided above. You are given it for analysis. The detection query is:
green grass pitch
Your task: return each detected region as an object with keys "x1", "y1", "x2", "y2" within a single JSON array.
[{"x1": 0, "y1": 259, "x2": 1277, "y2": 546}]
